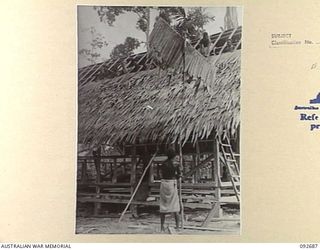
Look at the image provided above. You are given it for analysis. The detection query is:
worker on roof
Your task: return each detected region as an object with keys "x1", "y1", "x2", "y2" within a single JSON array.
[
  {"x1": 196, "y1": 31, "x2": 211, "y2": 57},
  {"x1": 159, "y1": 148, "x2": 182, "y2": 232}
]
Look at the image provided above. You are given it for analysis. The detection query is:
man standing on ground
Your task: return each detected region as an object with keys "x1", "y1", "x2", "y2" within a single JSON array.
[{"x1": 159, "y1": 148, "x2": 182, "y2": 232}]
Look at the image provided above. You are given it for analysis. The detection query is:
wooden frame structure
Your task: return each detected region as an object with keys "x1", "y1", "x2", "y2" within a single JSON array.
[
  {"x1": 77, "y1": 135, "x2": 240, "y2": 227},
  {"x1": 78, "y1": 26, "x2": 242, "y2": 86},
  {"x1": 77, "y1": 24, "x2": 241, "y2": 229}
]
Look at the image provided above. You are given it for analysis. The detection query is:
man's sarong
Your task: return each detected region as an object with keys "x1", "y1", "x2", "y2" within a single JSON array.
[{"x1": 160, "y1": 179, "x2": 180, "y2": 213}]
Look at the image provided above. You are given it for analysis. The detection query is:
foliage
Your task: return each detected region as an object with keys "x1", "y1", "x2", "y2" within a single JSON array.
[
  {"x1": 79, "y1": 27, "x2": 108, "y2": 64},
  {"x1": 157, "y1": 7, "x2": 184, "y2": 24},
  {"x1": 187, "y1": 7, "x2": 215, "y2": 29},
  {"x1": 94, "y1": 6, "x2": 151, "y2": 56},
  {"x1": 94, "y1": 6, "x2": 150, "y2": 34},
  {"x1": 93, "y1": 6, "x2": 216, "y2": 59},
  {"x1": 173, "y1": 7, "x2": 215, "y2": 40},
  {"x1": 109, "y1": 37, "x2": 141, "y2": 59}
]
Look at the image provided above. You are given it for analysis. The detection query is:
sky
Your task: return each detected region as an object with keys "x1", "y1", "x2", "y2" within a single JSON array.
[{"x1": 78, "y1": 6, "x2": 243, "y2": 67}]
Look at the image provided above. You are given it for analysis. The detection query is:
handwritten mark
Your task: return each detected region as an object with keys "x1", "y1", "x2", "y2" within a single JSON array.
[{"x1": 311, "y1": 63, "x2": 317, "y2": 70}]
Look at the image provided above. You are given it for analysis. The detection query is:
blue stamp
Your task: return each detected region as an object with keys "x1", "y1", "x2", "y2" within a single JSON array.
[{"x1": 310, "y1": 92, "x2": 320, "y2": 104}]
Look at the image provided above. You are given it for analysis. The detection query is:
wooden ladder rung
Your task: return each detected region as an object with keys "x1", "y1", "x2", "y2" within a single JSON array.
[
  {"x1": 226, "y1": 159, "x2": 236, "y2": 162},
  {"x1": 218, "y1": 135, "x2": 240, "y2": 202}
]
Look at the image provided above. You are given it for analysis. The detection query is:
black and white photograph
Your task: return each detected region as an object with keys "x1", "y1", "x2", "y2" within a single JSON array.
[{"x1": 76, "y1": 6, "x2": 242, "y2": 235}]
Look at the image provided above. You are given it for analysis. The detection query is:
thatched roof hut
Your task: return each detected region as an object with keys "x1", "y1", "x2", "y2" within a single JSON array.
[{"x1": 78, "y1": 25, "x2": 241, "y2": 147}]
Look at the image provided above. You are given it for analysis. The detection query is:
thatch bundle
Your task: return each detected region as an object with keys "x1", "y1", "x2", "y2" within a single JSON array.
[
  {"x1": 148, "y1": 18, "x2": 240, "y2": 95},
  {"x1": 78, "y1": 50, "x2": 240, "y2": 146}
]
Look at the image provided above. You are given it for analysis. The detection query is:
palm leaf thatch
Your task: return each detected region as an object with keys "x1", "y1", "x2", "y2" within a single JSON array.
[
  {"x1": 148, "y1": 18, "x2": 240, "y2": 94},
  {"x1": 78, "y1": 18, "x2": 241, "y2": 147},
  {"x1": 78, "y1": 26, "x2": 241, "y2": 86},
  {"x1": 78, "y1": 49, "x2": 240, "y2": 146}
]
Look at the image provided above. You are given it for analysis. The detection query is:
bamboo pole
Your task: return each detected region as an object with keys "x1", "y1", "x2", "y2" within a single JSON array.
[
  {"x1": 178, "y1": 144, "x2": 184, "y2": 229},
  {"x1": 118, "y1": 150, "x2": 158, "y2": 222},
  {"x1": 183, "y1": 225, "x2": 237, "y2": 232}
]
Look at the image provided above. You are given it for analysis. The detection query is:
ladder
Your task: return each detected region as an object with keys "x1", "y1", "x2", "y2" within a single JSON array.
[{"x1": 217, "y1": 135, "x2": 240, "y2": 202}]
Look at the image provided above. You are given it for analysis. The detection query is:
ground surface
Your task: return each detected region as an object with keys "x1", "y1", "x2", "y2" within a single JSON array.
[{"x1": 76, "y1": 208, "x2": 240, "y2": 235}]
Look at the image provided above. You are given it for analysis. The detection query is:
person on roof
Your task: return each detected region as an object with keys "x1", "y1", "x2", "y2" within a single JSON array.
[
  {"x1": 159, "y1": 148, "x2": 182, "y2": 232},
  {"x1": 196, "y1": 31, "x2": 211, "y2": 57}
]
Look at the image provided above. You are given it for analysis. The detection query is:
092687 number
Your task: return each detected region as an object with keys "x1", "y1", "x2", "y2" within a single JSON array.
[{"x1": 300, "y1": 244, "x2": 318, "y2": 248}]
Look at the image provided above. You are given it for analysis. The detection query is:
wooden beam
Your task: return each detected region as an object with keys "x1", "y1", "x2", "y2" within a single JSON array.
[
  {"x1": 80, "y1": 59, "x2": 110, "y2": 85},
  {"x1": 78, "y1": 197, "x2": 238, "y2": 209},
  {"x1": 183, "y1": 225, "x2": 237, "y2": 233},
  {"x1": 184, "y1": 154, "x2": 215, "y2": 177},
  {"x1": 107, "y1": 58, "x2": 120, "y2": 72},
  {"x1": 79, "y1": 63, "x2": 101, "y2": 82},
  {"x1": 212, "y1": 27, "x2": 238, "y2": 64},
  {"x1": 77, "y1": 192, "x2": 239, "y2": 204},
  {"x1": 137, "y1": 53, "x2": 147, "y2": 64},
  {"x1": 209, "y1": 30, "x2": 225, "y2": 55},
  {"x1": 233, "y1": 38, "x2": 242, "y2": 51},
  {"x1": 202, "y1": 202, "x2": 220, "y2": 227},
  {"x1": 78, "y1": 66, "x2": 93, "y2": 79},
  {"x1": 80, "y1": 181, "x2": 238, "y2": 190}
]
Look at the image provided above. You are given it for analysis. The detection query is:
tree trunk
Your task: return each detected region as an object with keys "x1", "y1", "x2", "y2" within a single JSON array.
[{"x1": 146, "y1": 7, "x2": 150, "y2": 52}]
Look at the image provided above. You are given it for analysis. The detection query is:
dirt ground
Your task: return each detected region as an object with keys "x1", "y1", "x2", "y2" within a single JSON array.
[{"x1": 76, "y1": 207, "x2": 240, "y2": 235}]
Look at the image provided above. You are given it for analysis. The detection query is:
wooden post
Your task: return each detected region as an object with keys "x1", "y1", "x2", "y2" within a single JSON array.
[
  {"x1": 201, "y1": 137, "x2": 222, "y2": 226},
  {"x1": 130, "y1": 145, "x2": 137, "y2": 216},
  {"x1": 156, "y1": 163, "x2": 160, "y2": 180},
  {"x1": 195, "y1": 141, "x2": 200, "y2": 183},
  {"x1": 93, "y1": 147, "x2": 101, "y2": 216},
  {"x1": 178, "y1": 143, "x2": 184, "y2": 229},
  {"x1": 112, "y1": 158, "x2": 117, "y2": 183},
  {"x1": 149, "y1": 162, "x2": 154, "y2": 184},
  {"x1": 146, "y1": 7, "x2": 150, "y2": 52},
  {"x1": 81, "y1": 159, "x2": 87, "y2": 183},
  {"x1": 211, "y1": 139, "x2": 215, "y2": 181},
  {"x1": 213, "y1": 138, "x2": 222, "y2": 218},
  {"x1": 211, "y1": 158, "x2": 215, "y2": 182},
  {"x1": 191, "y1": 155, "x2": 196, "y2": 184}
]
